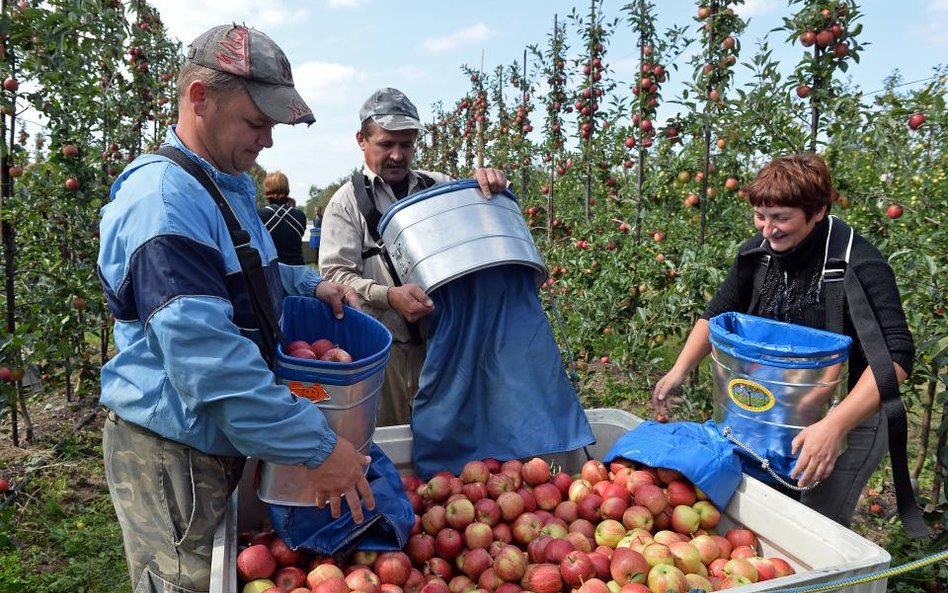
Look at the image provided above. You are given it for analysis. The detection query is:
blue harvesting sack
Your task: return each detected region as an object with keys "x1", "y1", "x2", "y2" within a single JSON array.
[
  {"x1": 603, "y1": 420, "x2": 744, "y2": 510},
  {"x1": 708, "y1": 312, "x2": 852, "y2": 369},
  {"x1": 267, "y1": 443, "x2": 414, "y2": 556},
  {"x1": 410, "y1": 265, "x2": 596, "y2": 479}
]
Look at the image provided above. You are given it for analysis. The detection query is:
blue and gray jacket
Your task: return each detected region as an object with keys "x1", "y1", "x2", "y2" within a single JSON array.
[{"x1": 97, "y1": 128, "x2": 336, "y2": 467}]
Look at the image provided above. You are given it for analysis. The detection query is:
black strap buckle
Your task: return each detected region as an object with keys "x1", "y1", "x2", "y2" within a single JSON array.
[
  {"x1": 232, "y1": 229, "x2": 252, "y2": 249},
  {"x1": 822, "y1": 263, "x2": 846, "y2": 283}
]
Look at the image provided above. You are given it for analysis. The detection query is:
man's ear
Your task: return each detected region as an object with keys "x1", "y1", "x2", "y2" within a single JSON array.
[
  {"x1": 188, "y1": 80, "x2": 210, "y2": 116},
  {"x1": 356, "y1": 131, "x2": 367, "y2": 150}
]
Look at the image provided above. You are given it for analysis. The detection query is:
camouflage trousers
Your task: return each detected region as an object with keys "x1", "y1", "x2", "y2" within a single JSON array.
[{"x1": 103, "y1": 410, "x2": 245, "y2": 593}]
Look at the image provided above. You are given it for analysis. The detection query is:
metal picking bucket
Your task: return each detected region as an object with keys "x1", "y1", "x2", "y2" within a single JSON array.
[
  {"x1": 258, "y1": 296, "x2": 392, "y2": 506},
  {"x1": 708, "y1": 312, "x2": 852, "y2": 479},
  {"x1": 377, "y1": 180, "x2": 548, "y2": 292}
]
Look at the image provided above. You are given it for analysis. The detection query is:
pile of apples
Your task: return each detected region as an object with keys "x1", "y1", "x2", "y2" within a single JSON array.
[
  {"x1": 286, "y1": 338, "x2": 353, "y2": 363},
  {"x1": 235, "y1": 457, "x2": 796, "y2": 593}
]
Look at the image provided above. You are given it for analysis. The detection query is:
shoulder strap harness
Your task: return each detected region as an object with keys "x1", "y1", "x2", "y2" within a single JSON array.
[{"x1": 157, "y1": 146, "x2": 287, "y2": 368}]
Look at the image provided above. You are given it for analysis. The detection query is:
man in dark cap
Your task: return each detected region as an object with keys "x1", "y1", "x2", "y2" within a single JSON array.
[
  {"x1": 319, "y1": 87, "x2": 507, "y2": 427},
  {"x1": 97, "y1": 25, "x2": 374, "y2": 592}
]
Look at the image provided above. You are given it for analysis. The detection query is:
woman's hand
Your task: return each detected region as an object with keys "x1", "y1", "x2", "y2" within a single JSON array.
[
  {"x1": 652, "y1": 369, "x2": 687, "y2": 416},
  {"x1": 790, "y1": 417, "x2": 844, "y2": 487}
]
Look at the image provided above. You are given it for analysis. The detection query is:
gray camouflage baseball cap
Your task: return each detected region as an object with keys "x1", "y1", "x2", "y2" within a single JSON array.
[
  {"x1": 359, "y1": 87, "x2": 423, "y2": 131},
  {"x1": 187, "y1": 24, "x2": 315, "y2": 125}
]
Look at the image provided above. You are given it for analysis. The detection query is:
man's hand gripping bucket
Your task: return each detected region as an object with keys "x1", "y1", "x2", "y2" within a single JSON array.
[{"x1": 257, "y1": 296, "x2": 393, "y2": 506}]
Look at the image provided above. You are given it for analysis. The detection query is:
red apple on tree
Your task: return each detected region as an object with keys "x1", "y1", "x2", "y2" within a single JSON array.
[
  {"x1": 908, "y1": 113, "x2": 926, "y2": 130},
  {"x1": 815, "y1": 29, "x2": 835, "y2": 47},
  {"x1": 886, "y1": 204, "x2": 904, "y2": 219}
]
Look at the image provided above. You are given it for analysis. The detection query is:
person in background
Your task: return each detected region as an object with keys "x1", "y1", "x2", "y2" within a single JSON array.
[
  {"x1": 260, "y1": 170, "x2": 308, "y2": 264},
  {"x1": 96, "y1": 24, "x2": 374, "y2": 593},
  {"x1": 651, "y1": 153, "x2": 913, "y2": 527},
  {"x1": 319, "y1": 87, "x2": 507, "y2": 426}
]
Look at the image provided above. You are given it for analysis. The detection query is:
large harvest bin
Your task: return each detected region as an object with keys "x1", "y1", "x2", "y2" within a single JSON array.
[{"x1": 209, "y1": 409, "x2": 890, "y2": 593}]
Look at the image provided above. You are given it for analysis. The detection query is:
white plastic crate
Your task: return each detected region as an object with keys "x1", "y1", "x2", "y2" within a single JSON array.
[{"x1": 210, "y1": 408, "x2": 890, "y2": 593}]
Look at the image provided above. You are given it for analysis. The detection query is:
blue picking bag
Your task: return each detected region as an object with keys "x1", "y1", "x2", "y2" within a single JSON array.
[
  {"x1": 410, "y1": 265, "x2": 596, "y2": 479},
  {"x1": 267, "y1": 443, "x2": 414, "y2": 556},
  {"x1": 603, "y1": 420, "x2": 744, "y2": 509},
  {"x1": 707, "y1": 312, "x2": 852, "y2": 484}
]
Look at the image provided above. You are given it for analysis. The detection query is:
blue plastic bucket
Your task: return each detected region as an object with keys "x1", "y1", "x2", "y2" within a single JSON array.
[
  {"x1": 309, "y1": 227, "x2": 321, "y2": 249},
  {"x1": 258, "y1": 296, "x2": 392, "y2": 506},
  {"x1": 708, "y1": 312, "x2": 852, "y2": 480}
]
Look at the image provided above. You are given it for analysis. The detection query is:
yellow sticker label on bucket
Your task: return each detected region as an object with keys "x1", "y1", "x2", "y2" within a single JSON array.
[
  {"x1": 287, "y1": 381, "x2": 330, "y2": 403},
  {"x1": 727, "y1": 379, "x2": 775, "y2": 412}
]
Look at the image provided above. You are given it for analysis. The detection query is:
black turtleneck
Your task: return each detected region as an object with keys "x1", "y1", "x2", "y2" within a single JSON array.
[{"x1": 702, "y1": 216, "x2": 915, "y2": 387}]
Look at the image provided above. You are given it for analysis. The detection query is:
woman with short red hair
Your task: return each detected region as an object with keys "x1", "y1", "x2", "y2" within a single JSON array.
[{"x1": 652, "y1": 153, "x2": 913, "y2": 527}]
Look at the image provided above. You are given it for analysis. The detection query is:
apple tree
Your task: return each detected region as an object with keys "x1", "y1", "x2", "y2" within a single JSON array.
[{"x1": 0, "y1": 0, "x2": 180, "y2": 444}]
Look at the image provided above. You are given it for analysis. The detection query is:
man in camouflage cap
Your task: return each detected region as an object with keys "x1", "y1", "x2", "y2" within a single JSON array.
[{"x1": 319, "y1": 88, "x2": 508, "y2": 427}]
